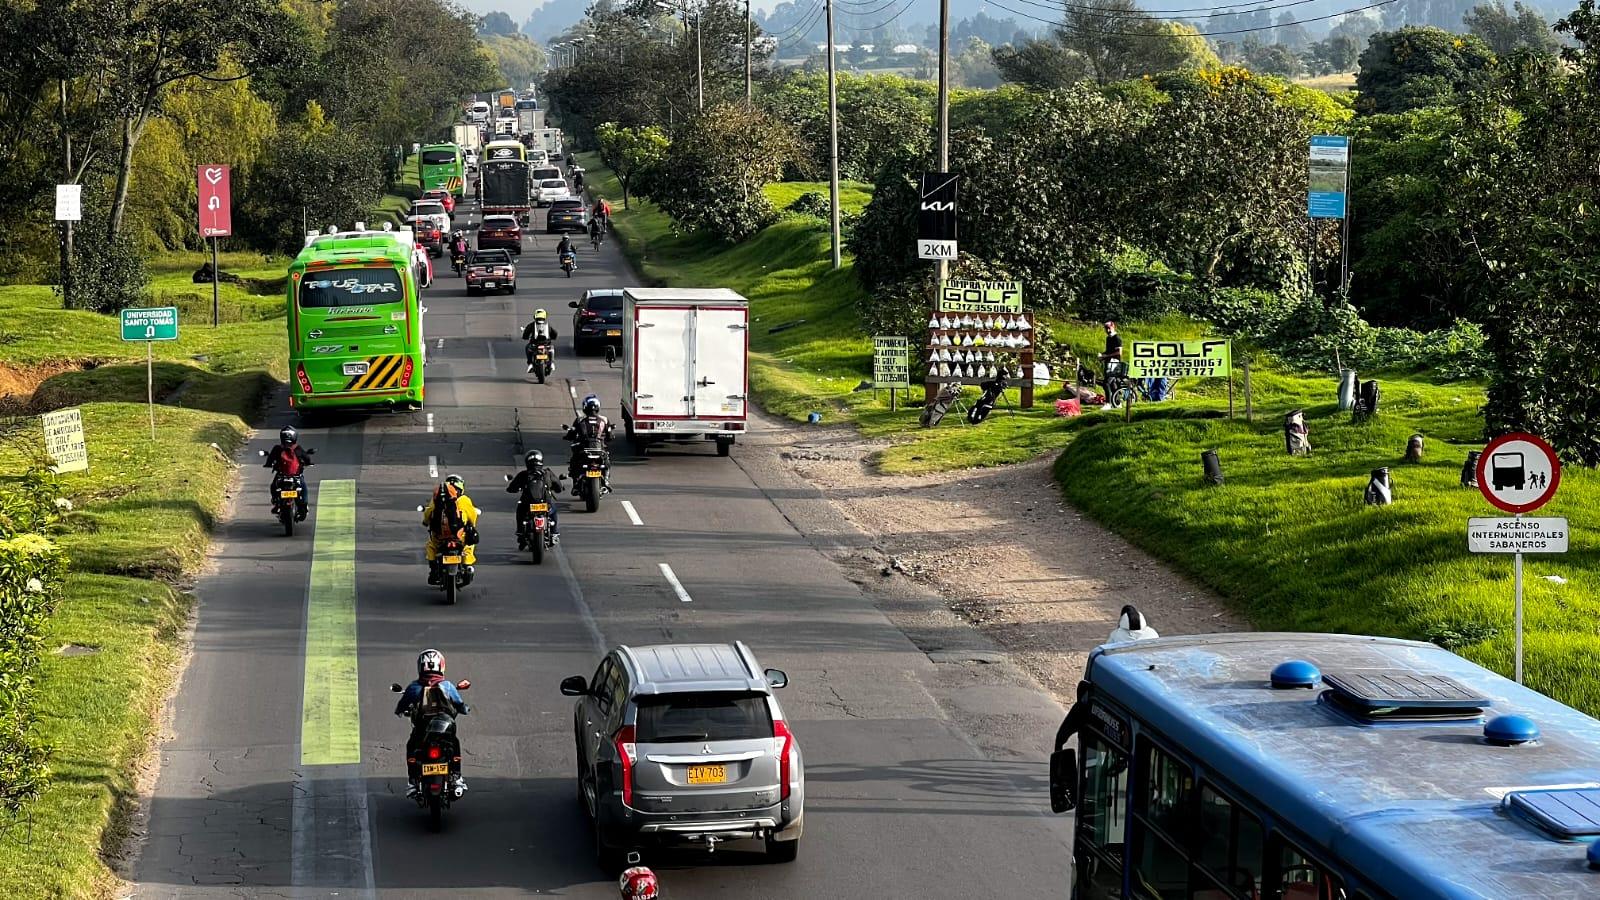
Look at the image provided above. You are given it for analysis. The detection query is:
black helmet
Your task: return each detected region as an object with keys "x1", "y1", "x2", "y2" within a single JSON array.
[
  {"x1": 280, "y1": 426, "x2": 298, "y2": 446},
  {"x1": 525, "y1": 450, "x2": 544, "y2": 471}
]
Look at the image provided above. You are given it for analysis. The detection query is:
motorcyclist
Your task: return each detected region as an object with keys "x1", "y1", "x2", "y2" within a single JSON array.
[
  {"x1": 566, "y1": 394, "x2": 613, "y2": 491},
  {"x1": 506, "y1": 449, "x2": 564, "y2": 548},
  {"x1": 422, "y1": 475, "x2": 479, "y2": 585},
  {"x1": 557, "y1": 234, "x2": 575, "y2": 269},
  {"x1": 395, "y1": 649, "x2": 470, "y2": 798},
  {"x1": 521, "y1": 308, "x2": 559, "y2": 373},
  {"x1": 450, "y1": 231, "x2": 469, "y2": 269},
  {"x1": 263, "y1": 426, "x2": 314, "y2": 521},
  {"x1": 619, "y1": 866, "x2": 660, "y2": 900}
]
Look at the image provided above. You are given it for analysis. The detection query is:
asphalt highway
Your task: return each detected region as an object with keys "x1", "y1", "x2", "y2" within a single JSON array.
[{"x1": 134, "y1": 186, "x2": 1073, "y2": 898}]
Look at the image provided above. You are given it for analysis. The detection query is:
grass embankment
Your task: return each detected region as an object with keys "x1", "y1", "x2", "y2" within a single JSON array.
[
  {"x1": 0, "y1": 251, "x2": 285, "y2": 896},
  {"x1": 577, "y1": 153, "x2": 1600, "y2": 716}
]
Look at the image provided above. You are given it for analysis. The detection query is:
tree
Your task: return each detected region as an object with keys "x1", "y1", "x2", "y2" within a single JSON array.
[
  {"x1": 992, "y1": 39, "x2": 1090, "y2": 89},
  {"x1": 952, "y1": 37, "x2": 1003, "y2": 88},
  {"x1": 1307, "y1": 34, "x2": 1362, "y2": 75},
  {"x1": 1465, "y1": 2, "x2": 1561, "y2": 56},
  {"x1": 1275, "y1": 13, "x2": 1313, "y2": 50},
  {"x1": 481, "y1": 34, "x2": 549, "y2": 94},
  {"x1": 650, "y1": 103, "x2": 796, "y2": 241},
  {"x1": 237, "y1": 106, "x2": 386, "y2": 253},
  {"x1": 478, "y1": 11, "x2": 520, "y2": 36},
  {"x1": 760, "y1": 72, "x2": 933, "y2": 181},
  {"x1": 1242, "y1": 39, "x2": 1305, "y2": 77},
  {"x1": 1355, "y1": 27, "x2": 1496, "y2": 115},
  {"x1": 596, "y1": 122, "x2": 668, "y2": 208},
  {"x1": 1058, "y1": 0, "x2": 1219, "y2": 84},
  {"x1": 1444, "y1": 0, "x2": 1600, "y2": 461},
  {"x1": 92, "y1": 0, "x2": 297, "y2": 239}
]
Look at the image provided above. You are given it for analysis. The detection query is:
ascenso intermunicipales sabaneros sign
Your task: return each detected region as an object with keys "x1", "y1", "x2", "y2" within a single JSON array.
[
  {"x1": 1468, "y1": 518, "x2": 1568, "y2": 554},
  {"x1": 1126, "y1": 340, "x2": 1232, "y2": 379}
]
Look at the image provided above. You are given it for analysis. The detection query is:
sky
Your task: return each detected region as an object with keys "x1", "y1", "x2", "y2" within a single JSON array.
[{"x1": 459, "y1": 0, "x2": 813, "y2": 23}]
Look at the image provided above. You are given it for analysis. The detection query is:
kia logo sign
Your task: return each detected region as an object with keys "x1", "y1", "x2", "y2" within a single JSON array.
[{"x1": 917, "y1": 173, "x2": 957, "y2": 243}]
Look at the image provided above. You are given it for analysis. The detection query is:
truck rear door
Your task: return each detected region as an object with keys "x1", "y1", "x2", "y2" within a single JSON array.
[
  {"x1": 691, "y1": 306, "x2": 748, "y2": 419},
  {"x1": 635, "y1": 305, "x2": 692, "y2": 418}
]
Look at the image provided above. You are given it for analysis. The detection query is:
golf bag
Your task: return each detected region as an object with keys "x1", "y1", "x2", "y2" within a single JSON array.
[
  {"x1": 1353, "y1": 379, "x2": 1381, "y2": 420},
  {"x1": 920, "y1": 383, "x2": 962, "y2": 428},
  {"x1": 1365, "y1": 467, "x2": 1394, "y2": 505},
  {"x1": 966, "y1": 372, "x2": 1010, "y2": 424},
  {"x1": 1284, "y1": 409, "x2": 1311, "y2": 456}
]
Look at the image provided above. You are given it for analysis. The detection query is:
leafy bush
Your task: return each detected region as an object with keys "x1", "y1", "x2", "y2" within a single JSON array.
[
  {"x1": 63, "y1": 223, "x2": 151, "y2": 314},
  {"x1": 0, "y1": 468, "x2": 68, "y2": 815},
  {"x1": 652, "y1": 104, "x2": 797, "y2": 243},
  {"x1": 783, "y1": 191, "x2": 832, "y2": 220},
  {"x1": 1077, "y1": 247, "x2": 1199, "y2": 323}
]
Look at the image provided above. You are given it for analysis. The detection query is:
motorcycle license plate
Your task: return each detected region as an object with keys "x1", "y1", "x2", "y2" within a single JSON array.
[
  {"x1": 343, "y1": 362, "x2": 368, "y2": 376},
  {"x1": 279, "y1": 490, "x2": 299, "y2": 498},
  {"x1": 535, "y1": 354, "x2": 548, "y2": 360},
  {"x1": 606, "y1": 329, "x2": 621, "y2": 337},
  {"x1": 687, "y1": 764, "x2": 727, "y2": 784},
  {"x1": 528, "y1": 503, "x2": 549, "y2": 512},
  {"x1": 585, "y1": 470, "x2": 602, "y2": 478},
  {"x1": 441, "y1": 555, "x2": 463, "y2": 565},
  {"x1": 421, "y1": 763, "x2": 449, "y2": 776}
]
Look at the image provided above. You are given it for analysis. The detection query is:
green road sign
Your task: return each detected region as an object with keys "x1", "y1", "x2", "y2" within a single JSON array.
[{"x1": 121, "y1": 306, "x2": 179, "y2": 342}]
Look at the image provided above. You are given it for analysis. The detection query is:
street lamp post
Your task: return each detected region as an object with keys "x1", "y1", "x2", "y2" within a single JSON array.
[{"x1": 824, "y1": 0, "x2": 840, "y2": 269}]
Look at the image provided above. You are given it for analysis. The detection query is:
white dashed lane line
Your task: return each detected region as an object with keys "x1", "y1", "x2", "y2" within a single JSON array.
[
  {"x1": 428, "y1": 455, "x2": 439, "y2": 479},
  {"x1": 621, "y1": 500, "x2": 643, "y2": 526},
  {"x1": 659, "y1": 563, "x2": 692, "y2": 603}
]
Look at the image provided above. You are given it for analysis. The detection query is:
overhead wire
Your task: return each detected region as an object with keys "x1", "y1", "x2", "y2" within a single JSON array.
[
  {"x1": 984, "y1": 0, "x2": 1398, "y2": 36},
  {"x1": 775, "y1": 1, "x2": 829, "y2": 45},
  {"x1": 1001, "y1": 0, "x2": 1335, "y2": 21},
  {"x1": 765, "y1": 0, "x2": 826, "y2": 39}
]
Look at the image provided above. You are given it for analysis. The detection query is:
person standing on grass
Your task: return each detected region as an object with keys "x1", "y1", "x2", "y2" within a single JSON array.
[{"x1": 1099, "y1": 321, "x2": 1124, "y2": 377}]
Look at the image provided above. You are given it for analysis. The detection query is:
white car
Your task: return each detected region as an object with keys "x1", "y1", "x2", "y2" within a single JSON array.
[
  {"x1": 537, "y1": 179, "x2": 570, "y2": 206},
  {"x1": 528, "y1": 149, "x2": 548, "y2": 167},
  {"x1": 409, "y1": 200, "x2": 451, "y2": 235},
  {"x1": 469, "y1": 101, "x2": 490, "y2": 123}
]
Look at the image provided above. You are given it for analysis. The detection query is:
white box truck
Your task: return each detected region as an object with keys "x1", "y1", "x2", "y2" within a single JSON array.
[{"x1": 621, "y1": 288, "x2": 749, "y2": 457}]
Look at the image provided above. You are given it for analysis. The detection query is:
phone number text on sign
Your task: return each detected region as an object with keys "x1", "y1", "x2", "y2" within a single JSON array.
[{"x1": 1126, "y1": 340, "x2": 1232, "y2": 379}]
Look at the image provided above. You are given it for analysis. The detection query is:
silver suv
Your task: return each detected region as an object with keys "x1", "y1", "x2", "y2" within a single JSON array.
[{"x1": 560, "y1": 642, "x2": 804, "y2": 869}]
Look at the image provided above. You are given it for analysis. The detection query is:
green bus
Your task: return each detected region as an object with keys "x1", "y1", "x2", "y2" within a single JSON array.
[
  {"x1": 418, "y1": 143, "x2": 465, "y2": 198},
  {"x1": 287, "y1": 227, "x2": 425, "y2": 412}
]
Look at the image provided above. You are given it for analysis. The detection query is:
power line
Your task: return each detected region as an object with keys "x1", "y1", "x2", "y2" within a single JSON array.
[
  {"x1": 985, "y1": 0, "x2": 1397, "y2": 36},
  {"x1": 1002, "y1": 0, "x2": 1335, "y2": 22},
  {"x1": 776, "y1": 1, "x2": 829, "y2": 45},
  {"x1": 766, "y1": 0, "x2": 826, "y2": 38},
  {"x1": 846, "y1": 0, "x2": 919, "y2": 31}
]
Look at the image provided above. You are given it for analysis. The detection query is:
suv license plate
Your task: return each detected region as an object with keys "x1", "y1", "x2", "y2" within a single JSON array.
[
  {"x1": 687, "y1": 764, "x2": 727, "y2": 784},
  {"x1": 484, "y1": 281, "x2": 496, "y2": 288},
  {"x1": 343, "y1": 362, "x2": 368, "y2": 376},
  {"x1": 420, "y1": 763, "x2": 449, "y2": 776}
]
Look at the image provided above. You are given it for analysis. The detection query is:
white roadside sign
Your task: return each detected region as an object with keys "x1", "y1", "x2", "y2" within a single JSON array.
[{"x1": 1468, "y1": 517, "x2": 1568, "y2": 554}]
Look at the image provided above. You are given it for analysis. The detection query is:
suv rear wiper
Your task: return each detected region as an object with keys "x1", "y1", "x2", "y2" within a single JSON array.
[{"x1": 649, "y1": 732, "x2": 710, "y2": 742}]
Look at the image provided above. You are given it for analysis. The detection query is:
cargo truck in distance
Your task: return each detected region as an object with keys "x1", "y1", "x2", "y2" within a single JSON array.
[
  {"x1": 479, "y1": 158, "x2": 532, "y2": 224},
  {"x1": 617, "y1": 288, "x2": 749, "y2": 457},
  {"x1": 516, "y1": 106, "x2": 544, "y2": 136}
]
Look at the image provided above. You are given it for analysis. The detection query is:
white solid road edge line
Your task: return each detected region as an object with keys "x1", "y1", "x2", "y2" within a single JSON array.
[
  {"x1": 428, "y1": 455, "x2": 439, "y2": 479},
  {"x1": 621, "y1": 500, "x2": 643, "y2": 526},
  {"x1": 659, "y1": 563, "x2": 692, "y2": 603}
]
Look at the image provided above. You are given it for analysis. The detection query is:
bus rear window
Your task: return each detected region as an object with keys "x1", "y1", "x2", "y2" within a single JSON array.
[
  {"x1": 421, "y1": 150, "x2": 457, "y2": 166},
  {"x1": 300, "y1": 268, "x2": 404, "y2": 307}
]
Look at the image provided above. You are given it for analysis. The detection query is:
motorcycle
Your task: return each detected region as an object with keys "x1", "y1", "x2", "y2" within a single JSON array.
[
  {"x1": 257, "y1": 448, "x2": 313, "y2": 536},
  {"x1": 565, "y1": 427, "x2": 611, "y2": 513},
  {"x1": 418, "y1": 505, "x2": 473, "y2": 604},
  {"x1": 451, "y1": 247, "x2": 467, "y2": 277},
  {"x1": 390, "y1": 678, "x2": 471, "y2": 831},
  {"x1": 526, "y1": 338, "x2": 554, "y2": 383},
  {"x1": 505, "y1": 474, "x2": 559, "y2": 564},
  {"x1": 560, "y1": 249, "x2": 576, "y2": 277}
]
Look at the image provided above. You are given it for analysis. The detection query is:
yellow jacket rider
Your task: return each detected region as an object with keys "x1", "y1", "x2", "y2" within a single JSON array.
[{"x1": 424, "y1": 474, "x2": 480, "y2": 584}]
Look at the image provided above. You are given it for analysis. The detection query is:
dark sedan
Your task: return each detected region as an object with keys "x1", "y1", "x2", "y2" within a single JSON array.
[
  {"x1": 569, "y1": 289, "x2": 623, "y2": 354},
  {"x1": 547, "y1": 198, "x2": 588, "y2": 234},
  {"x1": 477, "y1": 215, "x2": 522, "y2": 254}
]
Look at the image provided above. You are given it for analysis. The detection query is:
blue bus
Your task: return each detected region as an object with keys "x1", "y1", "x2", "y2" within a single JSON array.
[{"x1": 1049, "y1": 625, "x2": 1600, "y2": 899}]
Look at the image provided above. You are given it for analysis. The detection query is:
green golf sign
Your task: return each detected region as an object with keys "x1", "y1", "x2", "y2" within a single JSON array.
[{"x1": 121, "y1": 306, "x2": 179, "y2": 342}]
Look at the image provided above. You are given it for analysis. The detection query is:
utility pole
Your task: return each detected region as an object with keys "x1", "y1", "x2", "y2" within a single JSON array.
[
  {"x1": 935, "y1": 0, "x2": 950, "y2": 285},
  {"x1": 745, "y1": 0, "x2": 753, "y2": 102},
  {"x1": 825, "y1": 0, "x2": 841, "y2": 269},
  {"x1": 695, "y1": 11, "x2": 705, "y2": 111},
  {"x1": 58, "y1": 79, "x2": 74, "y2": 309}
]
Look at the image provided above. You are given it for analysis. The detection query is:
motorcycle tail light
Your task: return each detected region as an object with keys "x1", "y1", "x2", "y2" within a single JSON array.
[
  {"x1": 614, "y1": 724, "x2": 637, "y2": 807},
  {"x1": 426, "y1": 745, "x2": 443, "y2": 760}
]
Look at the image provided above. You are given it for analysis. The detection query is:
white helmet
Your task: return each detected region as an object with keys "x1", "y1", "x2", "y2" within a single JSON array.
[{"x1": 417, "y1": 649, "x2": 446, "y2": 678}]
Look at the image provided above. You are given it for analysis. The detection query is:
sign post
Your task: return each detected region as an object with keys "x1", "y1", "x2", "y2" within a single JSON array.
[
  {"x1": 197, "y1": 165, "x2": 232, "y2": 327},
  {"x1": 41, "y1": 407, "x2": 89, "y2": 474},
  {"x1": 121, "y1": 307, "x2": 180, "y2": 439},
  {"x1": 873, "y1": 335, "x2": 910, "y2": 410},
  {"x1": 1308, "y1": 136, "x2": 1352, "y2": 297},
  {"x1": 1473, "y1": 432, "x2": 1563, "y2": 684},
  {"x1": 55, "y1": 184, "x2": 81, "y2": 309}
]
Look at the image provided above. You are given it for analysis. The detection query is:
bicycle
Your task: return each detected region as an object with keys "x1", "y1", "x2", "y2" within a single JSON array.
[
  {"x1": 1100, "y1": 360, "x2": 1150, "y2": 414},
  {"x1": 590, "y1": 227, "x2": 603, "y2": 251}
]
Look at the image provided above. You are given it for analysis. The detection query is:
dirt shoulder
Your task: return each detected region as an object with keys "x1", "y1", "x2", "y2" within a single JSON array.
[{"x1": 739, "y1": 409, "x2": 1245, "y2": 705}]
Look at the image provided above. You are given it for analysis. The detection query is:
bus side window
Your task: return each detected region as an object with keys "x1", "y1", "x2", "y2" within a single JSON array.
[
  {"x1": 1194, "y1": 783, "x2": 1264, "y2": 899},
  {"x1": 1077, "y1": 732, "x2": 1129, "y2": 899},
  {"x1": 1130, "y1": 739, "x2": 1193, "y2": 900},
  {"x1": 1271, "y1": 838, "x2": 1339, "y2": 900}
]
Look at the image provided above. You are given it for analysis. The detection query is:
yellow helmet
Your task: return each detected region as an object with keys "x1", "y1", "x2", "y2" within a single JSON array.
[{"x1": 534, "y1": 308, "x2": 548, "y2": 320}]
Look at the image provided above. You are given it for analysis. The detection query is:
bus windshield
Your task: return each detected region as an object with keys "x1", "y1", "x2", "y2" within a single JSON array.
[
  {"x1": 420, "y1": 149, "x2": 457, "y2": 166},
  {"x1": 299, "y1": 267, "x2": 404, "y2": 307}
]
